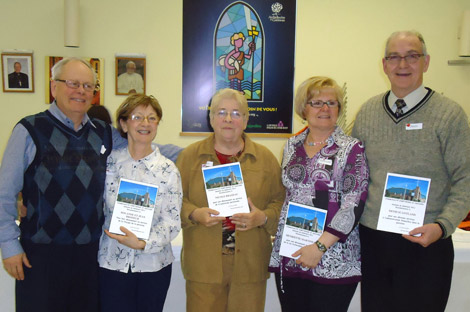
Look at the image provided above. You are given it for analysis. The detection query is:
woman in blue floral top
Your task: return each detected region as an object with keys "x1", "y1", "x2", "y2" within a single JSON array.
[
  {"x1": 98, "y1": 94, "x2": 182, "y2": 312},
  {"x1": 268, "y1": 77, "x2": 369, "y2": 312}
]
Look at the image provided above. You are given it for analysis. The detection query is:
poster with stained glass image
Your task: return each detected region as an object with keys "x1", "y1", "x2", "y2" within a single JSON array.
[{"x1": 182, "y1": 0, "x2": 296, "y2": 135}]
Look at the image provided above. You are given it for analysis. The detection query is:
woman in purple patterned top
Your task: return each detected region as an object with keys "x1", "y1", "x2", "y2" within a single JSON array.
[{"x1": 268, "y1": 76, "x2": 369, "y2": 312}]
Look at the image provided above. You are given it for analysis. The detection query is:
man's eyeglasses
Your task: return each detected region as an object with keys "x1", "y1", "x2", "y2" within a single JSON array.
[
  {"x1": 55, "y1": 79, "x2": 96, "y2": 92},
  {"x1": 215, "y1": 110, "x2": 243, "y2": 120},
  {"x1": 384, "y1": 53, "x2": 424, "y2": 65},
  {"x1": 306, "y1": 100, "x2": 339, "y2": 108}
]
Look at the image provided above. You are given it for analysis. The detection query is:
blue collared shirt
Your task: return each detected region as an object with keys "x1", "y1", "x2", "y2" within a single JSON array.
[{"x1": 0, "y1": 102, "x2": 182, "y2": 259}]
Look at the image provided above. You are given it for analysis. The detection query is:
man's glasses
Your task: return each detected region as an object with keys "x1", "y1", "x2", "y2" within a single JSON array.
[
  {"x1": 215, "y1": 110, "x2": 243, "y2": 120},
  {"x1": 130, "y1": 114, "x2": 160, "y2": 124},
  {"x1": 384, "y1": 53, "x2": 424, "y2": 65},
  {"x1": 306, "y1": 100, "x2": 339, "y2": 108},
  {"x1": 55, "y1": 79, "x2": 96, "y2": 92}
]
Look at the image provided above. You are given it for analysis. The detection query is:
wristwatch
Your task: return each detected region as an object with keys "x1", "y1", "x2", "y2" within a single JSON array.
[{"x1": 315, "y1": 240, "x2": 327, "y2": 253}]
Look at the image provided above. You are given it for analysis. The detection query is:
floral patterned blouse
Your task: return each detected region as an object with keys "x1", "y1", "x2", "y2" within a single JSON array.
[
  {"x1": 98, "y1": 146, "x2": 182, "y2": 273},
  {"x1": 269, "y1": 126, "x2": 369, "y2": 284}
]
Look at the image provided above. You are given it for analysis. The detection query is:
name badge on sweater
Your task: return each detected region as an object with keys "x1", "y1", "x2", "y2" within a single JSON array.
[{"x1": 405, "y1": 123, "x2": 422, "y2": 130}]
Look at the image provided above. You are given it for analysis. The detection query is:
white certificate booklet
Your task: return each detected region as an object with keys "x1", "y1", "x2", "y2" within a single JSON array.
[
  {"x1": 279, "y1": 202, "x2": 327, "y2": 259},
  {"x1": 202, "y1": 162, "x2": 250, "y2": 217},
  {"x1": 377, "y1": 173, "x2": 431, "y2": 235},
  {"x1": 109, "y1": 178, "x2": 158, "y2": 240}
]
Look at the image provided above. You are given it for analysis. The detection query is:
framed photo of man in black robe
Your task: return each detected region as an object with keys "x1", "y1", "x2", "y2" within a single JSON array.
[{"x1": 2, "y1": 52, "x2": 34, "y2": 93}]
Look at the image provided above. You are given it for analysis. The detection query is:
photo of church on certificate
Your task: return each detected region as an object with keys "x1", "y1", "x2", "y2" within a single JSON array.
[
  {"x1": 116, "y1": 179, "x2": 158, "y2": 207},
  {"x1": 203, "y1": 163, "x2": 243, "y2": 190},
  {"x1": 384, "y1": 174, "x2": 429, "y2": 203}
]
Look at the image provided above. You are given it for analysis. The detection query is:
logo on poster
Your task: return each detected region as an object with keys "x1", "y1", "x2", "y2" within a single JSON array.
[
  {"x1": 266, "y1": 121, "x2": 288, "y2": 130},
  {"x1": 269, "y1": 2, "x2": 285, "y2": 22}
]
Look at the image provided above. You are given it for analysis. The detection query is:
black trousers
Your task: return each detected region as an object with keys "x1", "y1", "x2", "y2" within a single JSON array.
[
  {"x1": 16, "y1": 240, "x2": 100, "y2": 312},
  {"x1": 360, "y1": 224, "x2": 454, "y2": 312},
  {"x1": 274, "y1": 273, "x2": 358, "y2": 312},
  {"x1": 99, "y1": 264, "x2": 172, "y2": 312}
]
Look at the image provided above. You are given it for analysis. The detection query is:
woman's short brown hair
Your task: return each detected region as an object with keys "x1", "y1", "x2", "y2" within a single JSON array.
[{"x1": 116, "y1": 94, "x2": 163, "y2": 138}]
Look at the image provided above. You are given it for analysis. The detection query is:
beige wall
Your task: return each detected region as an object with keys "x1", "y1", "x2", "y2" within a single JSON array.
[{"x1": 1, "y1": 0, "x2": 469, "y2": 162}]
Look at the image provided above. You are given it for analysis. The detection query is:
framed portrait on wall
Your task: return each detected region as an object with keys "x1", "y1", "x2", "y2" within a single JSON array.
[
  {"x1": 115, "y1": 57, "x2": 146, "y2": 95},
  {"x1": 45, "y1": 56, "x2": 104, "y2": 105},
  {"x1": 2, "y1": 52, "x2": 34, "y2": 93}
]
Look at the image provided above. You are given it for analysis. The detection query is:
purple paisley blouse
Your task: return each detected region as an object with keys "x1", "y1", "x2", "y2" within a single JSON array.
[{"x1": 269, "y1": 126, "x2": 369, "y2": 284}]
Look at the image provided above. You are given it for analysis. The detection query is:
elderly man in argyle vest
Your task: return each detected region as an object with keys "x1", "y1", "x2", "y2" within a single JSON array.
[{"x1": 0, "y1": 57, "x2": 114, "y2": 312}]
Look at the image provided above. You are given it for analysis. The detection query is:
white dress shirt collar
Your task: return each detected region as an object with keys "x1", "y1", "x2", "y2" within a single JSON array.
[{"x1": 388, "y1": 85, "x2": 427, "y2": 114}]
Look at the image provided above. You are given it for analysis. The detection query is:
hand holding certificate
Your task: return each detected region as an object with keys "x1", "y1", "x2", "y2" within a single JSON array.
[
  {"x1": 230, "y1": 198, "x2": 267, "y2": 231},
  {"x1": 104, "y1": 226, "x2": 146, "y2": 250},
  {"x1": 402, "y1": 223, "x2": 444, "y2": 247},
  {"x1": 189, "y1": 207, "x2": 226, "y2": 227}
]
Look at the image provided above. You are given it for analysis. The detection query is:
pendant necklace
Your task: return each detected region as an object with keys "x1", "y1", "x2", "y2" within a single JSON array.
[{"x1": 306, "y1": 139, "x2": 327, "y2": 146}]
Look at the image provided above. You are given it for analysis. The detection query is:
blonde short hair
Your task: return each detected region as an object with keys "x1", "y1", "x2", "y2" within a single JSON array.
[
  {"x1": 230, "y1": 32, "x2": 245, "y2": 45},
  {"x1": 209, "y1": 88, "x2": 249, "y2": 122},
  {"x1": 294, "y1": 76, "x2": 343, "y2": 119}
]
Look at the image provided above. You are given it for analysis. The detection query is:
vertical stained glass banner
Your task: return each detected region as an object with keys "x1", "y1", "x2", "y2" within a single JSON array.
[
  {"x1": 183, "y1": 0, "x2": 296, "y2": 135},
  {"x1": 214, "y1": 3, "x2": 264, "y2": 101}
]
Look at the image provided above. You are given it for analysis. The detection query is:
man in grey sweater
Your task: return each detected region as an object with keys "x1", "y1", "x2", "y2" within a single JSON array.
[{"x1": 352, "y1": 30, "x2": 470, "y2": 312}]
